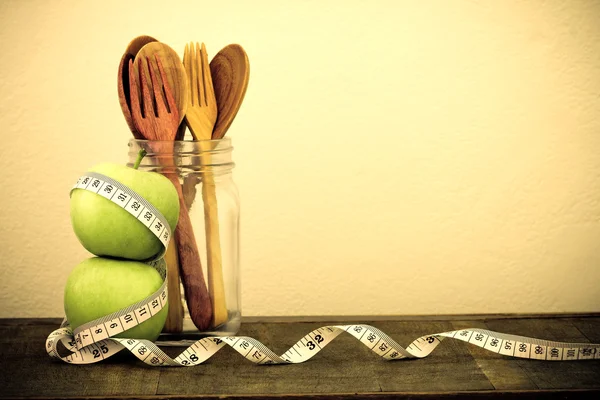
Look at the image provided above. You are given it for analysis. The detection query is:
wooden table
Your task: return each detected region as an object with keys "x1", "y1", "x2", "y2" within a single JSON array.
[{"x1": 1, "y1": 315, "x2": 599, "y2": 399}]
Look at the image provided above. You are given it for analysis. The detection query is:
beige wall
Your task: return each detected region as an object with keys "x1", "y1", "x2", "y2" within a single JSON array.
[{"x1": 0, "y1": 0, "x2": 599, "y2": 318}]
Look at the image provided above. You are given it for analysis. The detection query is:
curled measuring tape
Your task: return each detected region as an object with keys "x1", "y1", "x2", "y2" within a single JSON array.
[
  {"x1": 46, "y1": 321, "x2": 600, "y2": 366},
  {"x1": 71, "y1": 172, "x2": 172, "y2": 260},
  {"x1": 54, "y1": 171, "x2": 599, "y2": 366}
]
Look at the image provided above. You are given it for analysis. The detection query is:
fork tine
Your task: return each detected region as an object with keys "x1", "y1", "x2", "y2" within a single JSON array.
[
  {"x1": 128, "y1": 59, "x2": 143, "y2": 122},
  {"x1": 155, "y1": 54, "x2": 178, "y2": 122},
  {"x1": 147, "y1": 56, "x2": 168, "y2": 117},
  {"x1": 201, "y1": 42, "x2": 216, "y2": 106},
  {"x1": 184, "y1": 43, "x2": 196, "y2": 107},
  {"x1": 196, "y1": 42, "x2": 206, "y2": 107},
  {"x1": 139, "y1": 57, "x2": 154, "y2": 118}
]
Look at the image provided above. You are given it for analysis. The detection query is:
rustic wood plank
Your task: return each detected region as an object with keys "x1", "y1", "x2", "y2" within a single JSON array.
[
  {"x1": 242, "y1": 313, "x2": 600, "y2": 323},
  {"x1": 451, "y1": 320, "x2": 538, "y2": 390},
  {"x1": 12, "y1": 389, "x2": 598, "y2": 400},
  {"x1": 1, "y1": 317, "x2": 599, "y2": 399},
  {"x1": 368, "y1": 321, "x2": 493, "y2": 392},
  {"x1": 569, "y1": 317, "x2": 600, "y2": 343},
  {"x1": 483, "y1": 318, "x2": 600, "y2": 390},
  {"x1": 0, "y1": 320, "x2": 161, "y2": 398}
]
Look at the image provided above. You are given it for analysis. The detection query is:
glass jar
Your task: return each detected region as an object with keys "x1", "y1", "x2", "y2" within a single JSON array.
[{"x1": 127, "y1": 138, "x2": 240, "y2": 338}]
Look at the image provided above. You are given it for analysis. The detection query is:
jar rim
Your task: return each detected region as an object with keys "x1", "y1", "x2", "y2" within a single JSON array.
[{"x1": 128, "y1": 137, "x2": 232, "y2": 145}]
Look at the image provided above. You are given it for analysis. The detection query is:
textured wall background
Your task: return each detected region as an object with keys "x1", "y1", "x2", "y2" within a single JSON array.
[{"x1": 0, "y1": 0, "x2": 599, "y2": 318}]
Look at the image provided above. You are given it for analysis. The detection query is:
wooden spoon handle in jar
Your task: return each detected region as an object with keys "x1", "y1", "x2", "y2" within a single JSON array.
[
  {"x1": 163, "y1": 236, "x2": 183, "y2": 333},
  {"x1": 202, "y1": 174, "x2": 229, "y2": 328},
  {"x1": 163, "y1": 236, "x2": 184, "y2": 333},
  {"x1": 166, "y1": 174, "x2": 213, "y2": 331}
]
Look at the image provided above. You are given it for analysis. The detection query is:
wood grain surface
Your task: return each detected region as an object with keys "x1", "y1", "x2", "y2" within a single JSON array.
[{"x1": 1, "y1": 316, "x2": 599, "y2": 399}]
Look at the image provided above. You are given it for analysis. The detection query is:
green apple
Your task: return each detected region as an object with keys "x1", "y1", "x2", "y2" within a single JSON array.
[
  {"x1": 70, "y1": 161, "x2": 179, "y2": 260},
  {"x1": 64, "y1": 257, "x2": 168, "y2": 341}
]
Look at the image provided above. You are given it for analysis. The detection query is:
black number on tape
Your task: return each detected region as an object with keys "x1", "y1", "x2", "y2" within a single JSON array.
[{"x1": 519, "y1": 343, "x2": 528, "y2": 353}]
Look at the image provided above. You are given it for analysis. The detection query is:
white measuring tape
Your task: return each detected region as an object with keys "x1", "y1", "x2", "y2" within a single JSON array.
[
  {"x1": 51, "y1": 170, "x2": 599, "y2": 366},
  {"x1": 71, "y1": 172, "x2": 172, "y2": 259},
  {"x1": 46, "y1": 320, "x2": 600, "y2": 366}
]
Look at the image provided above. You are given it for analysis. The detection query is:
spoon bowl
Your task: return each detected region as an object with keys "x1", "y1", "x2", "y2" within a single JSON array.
[{"x1": 210, "y1": 44, "x2": 250, "y2": 139}]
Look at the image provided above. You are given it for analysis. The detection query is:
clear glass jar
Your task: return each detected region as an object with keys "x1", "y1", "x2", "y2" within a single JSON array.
[{"x1": 127, "y1": 138, "x2": 240, "y2": 338}]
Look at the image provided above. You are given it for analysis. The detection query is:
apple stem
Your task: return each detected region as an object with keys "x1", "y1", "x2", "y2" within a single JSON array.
[{"x1": 133, "y1": 149, "x2": 147, "y2": 170}]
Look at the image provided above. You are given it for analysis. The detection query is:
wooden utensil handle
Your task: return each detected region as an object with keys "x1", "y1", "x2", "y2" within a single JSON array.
[
  {"x1": 166, "y1": 174, "x2": 213, "y2": 331},
  {"x1": 163, "y1": 236, "x2": 184, "y2": 333},
  {"x1": 201, "y1": 174, "x2": 229, "y2": 328}
]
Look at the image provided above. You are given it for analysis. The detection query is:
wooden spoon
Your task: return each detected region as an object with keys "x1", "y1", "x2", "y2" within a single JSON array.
[
  {"x1": 117, "y1": 35, "x2": 157, "y2": 138},
  {"x1": 131, "y1": 47, "x2": 213, "y2": 332},
  {"x1": 210, "y1": 44, "x2": 250, "y2": 139}
]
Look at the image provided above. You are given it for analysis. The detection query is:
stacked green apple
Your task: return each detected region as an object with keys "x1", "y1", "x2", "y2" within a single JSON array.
[{"x1": 65, "y1": 157, "x2": 180, "y2": 341}]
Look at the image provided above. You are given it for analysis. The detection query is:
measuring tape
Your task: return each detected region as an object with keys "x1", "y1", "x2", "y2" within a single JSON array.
[
  {"x1": 71, "y1": 172, "x2": 172, "y2": 260},
  {"x1": 52, "y1": 170, "x2": 599, "y2": 366},
  {"x1": 46, "y1": 320, "x2": 600, "y2": 366}
]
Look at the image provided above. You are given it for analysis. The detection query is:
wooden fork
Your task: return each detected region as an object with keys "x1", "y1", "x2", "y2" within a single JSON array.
[
  {"x1": 183, "y1": 42, "x2": 217, "y2": 140},
  {"x1": 130, "y1": 55, "x2": 213, "y2": 331},
  {"x1": 182, "y1": 42, "x2": 229, "y2": 328}
]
